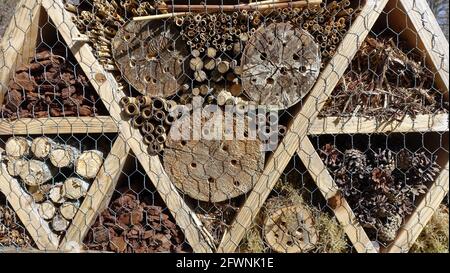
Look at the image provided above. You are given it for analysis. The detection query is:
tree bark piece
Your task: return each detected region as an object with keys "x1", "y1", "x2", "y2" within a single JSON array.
[
  {"x1": 5, "y1": 137, "x2": 31, "y2": 158},
  {"x1": 52, "y1": 214, "x2": 70, "y2": 232},
  {"x1": 264, "y1": 205, "x2": 318, "y2": 253},
  {"x1": 60, "y1": 202, "x2": 79, "y2": 220},
  {"x1": 49, "y1": 145, "x2": 80, "y2": 168},
  {"x1": 241, "y1": 23, "x2": 321, "y2": 110},
  {"x1": 6, "y1": 158, "x2": 27, "y2": 177},
  {"x1": 75, "y1": 150, "x2": 104, "y2": 179},
  {"x1": 63, "y1": 177, "x2": 90, "y2": 199},
  {"x1": 19, "y1": 160, "x2": 54, "y2": 186},
  {"x1": 164, "y1": 116, "x2": 265, "y2": 202},
  {"x1": 38, "y1": 201, "x2": 57, "y2": 220},
  {"x1": 112, "y1": 21, "x2": 188, "y2": 97},
  {"x1": 31, "y1": 137, "x2": 57, "y2": 159},
  {"x1": 49, "y1": 183, "x2": 66, "y2": 204}
]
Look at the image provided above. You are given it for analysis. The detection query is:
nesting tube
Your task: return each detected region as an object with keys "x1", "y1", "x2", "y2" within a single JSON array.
[
  {"x1": 141, "y1": 121, "x2": 155, "y2": 135},
  {"x1": 156, "y1": 134, "x2": 167, "y2": 144},
  {"x1": 165, "y1": 114, "x2": 177, "y2": 125},
  {"x1": 131, "y1": 115, "x2": 145, "y2": 128},
  {"x1": 139, "y1": 96, "x2": 152, "y2": 107},
  {"x1": 143, "y1": 134, "x2": 155, "y2": 145},
  {"x1": 165, "y1": 100, "x2": 177, "y2": 112},
  {"x1": 155, "y1": 125, "x2": 166, "y2": 135},
  {"x1": 152, "y1": 97, "x2": 167, "y2": 111},
  {"x1": 148, "y1": 141, "x2": 164, "y2": 156},
  {"x1": 141, "y1": 107, "x2": 153, "y2": 120},
  {"x1": 153, "y1": 110, "x2": 166, "y2": 123},
  {"x1": 124, "y1": 102, "x2": 140, "y2": 116}
]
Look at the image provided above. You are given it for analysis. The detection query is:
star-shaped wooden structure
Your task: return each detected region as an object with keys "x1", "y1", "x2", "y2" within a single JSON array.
[{"x1": 0, "y1": 0, "x2": 448, "y2": 253}]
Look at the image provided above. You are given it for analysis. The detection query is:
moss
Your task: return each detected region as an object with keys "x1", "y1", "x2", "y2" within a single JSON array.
[{"x1": 410, "y1": 205, "x2": 449, "y2": 253}]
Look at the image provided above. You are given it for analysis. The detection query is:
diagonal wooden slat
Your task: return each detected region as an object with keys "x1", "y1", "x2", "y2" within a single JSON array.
[
  {"x1": 41, "y1": 0, "x2": 215, "y2": 253},
  {"x1": 218, "y1": 0, "x2": 389, "y2": 253},
  {"x1": 0, "y1": 148, "x2": 59, "y2": 250},
  {"x1": 385, "y1": 162, "x2": 449, "y2": 253},
  {"x1": 0, "y1": 0, "x2": 41, "y2": 104},
  {"x1": 0, "y1": 116, "x2": 119, "y2": 135},
  {"x1": 296, "y1": 139, "x2": 377, "y2": 253},
  {"x1": 60, "y1": 136, "x2": 130, "y2": 250}
]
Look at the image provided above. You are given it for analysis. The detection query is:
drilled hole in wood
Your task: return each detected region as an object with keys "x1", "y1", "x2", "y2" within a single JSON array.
[
  {"x1": 266, "y1": 77, "x2": 274, "y2": 85},
  {"x1": 299, "y1": 66, "x2": 307, "y2": 73},
  {"x1": 251, "y1": 78, "x2": 257, "y2": 83},
  {"x1": 260, "y1": 52, "x2": 267, "y2": 61},
  {"x1": 280, "y1": 67, "x2": 287, "y2": 75},
  {"x1": 222, "y1": 145, "x2": 228, "y2": 152},
  {"x1": 293, "y1": 54, "x2": 300, "y2": 61},
  {"x1": 231, "y1": 159, "x2": 237, "y2": 166},
  {"x1": 181, "y1": 140, "x2": 187, "y2": 146},
  {"x1": 286, "y1": 240, "x2": 294, "y2": 246},
  {"x1": 208, "y1": 177, "x2": 215, "y2": 183},
  {"x1": 234, "y1": 180, "x2": 240, "y2": 187},
  {"x1": 191, "y1": 162, "x2": 197, "y2": 168}
]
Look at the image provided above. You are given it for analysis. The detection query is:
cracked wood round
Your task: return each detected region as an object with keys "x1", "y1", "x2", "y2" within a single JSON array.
[
  {"x1": 241, "y1": 23, "x2": 321, "y2": 110},
  {"x1": 264, "y1": 205, "x2": 318, "y2": 253},
  {"x1": 112, "y1": 21, "x2": 188, "y2": 97},
  {"x1": 163, "y1": 118, "x2": 265, "y2": 202}
]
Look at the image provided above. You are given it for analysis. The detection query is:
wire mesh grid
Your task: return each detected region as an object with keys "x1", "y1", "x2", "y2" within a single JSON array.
[{"x1": 0, "y1": 0, "x2": 448, "y2": 253}]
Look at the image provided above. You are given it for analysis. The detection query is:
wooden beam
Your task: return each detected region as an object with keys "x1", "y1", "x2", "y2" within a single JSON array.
[
  {"x1": 297, "y1": 140, "x2": 377, "y2": 253},
  {"x1": 308, "y1": 114, "x2": 449, "y2": 135},
  {"x1": 0, "y1": 0, "x2": 41, "y2": 104},
  {"x1": 0, "y1": 148, "x2": 59, "y2": 250},
  {"x1": 398, "y1": 0, "x2": 449, "y2": 94},
  {"x1": 0, "y1": 116, "x2": 119, "y2": 135},
  {"x1": 385, "y1": 162, "x2": 449, "y2": 253},
  {"x1": 42, "y1": 0, "x2": 214, "y2": 253},
  {"x1": 60, "y1": 136, "x2": 130, "y2": 249},
  {"x1": 217, "y1": 0, "x2": 389, "y2": 253}
]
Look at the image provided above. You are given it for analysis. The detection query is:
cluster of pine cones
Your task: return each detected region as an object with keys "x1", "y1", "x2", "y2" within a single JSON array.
[{"x1": 319, "y1": 144, "x2": 440, "y2": 244}]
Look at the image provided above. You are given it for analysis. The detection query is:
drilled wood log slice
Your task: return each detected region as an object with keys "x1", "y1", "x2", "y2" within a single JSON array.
[
  {"x1": 19, "y1": 160, "x2": 54, "y2": 186},
  {"x1": 241, "y1": 23, "x2": 321, "y2": 110},
  {"x1": 74, "y1": 150, "x2": 104, "y2": 179},
  {"x1": 31, "y1": 137, "x2": 57, "y2": 159},
  {"x1": 38, "y1": 201, "x2": 56, "y2": 221},
  {"x1": 264, "y1": 205, "x2": 318, "y2": 253},
  {"x1": 112, "y1": 21, "x2": 188, "y2": 97},
  {"x1": 60, "y1": 202, "x2": 79, "y2": 220},
  {"x1": 52, "y1": 214, "x2": 70, "y2": 232},
  {"x1": 63, "y1": 177, "x2": 90, "y2": 200},
  {"x1": 5, "y1": 137, "x2": 31, "y2": 158},
  {"x1": 49, "y1": 145, "x2": 80, "y2": 168},
  {"x1": 164, "y1": 117, "x2": 265, "y2": 202}
]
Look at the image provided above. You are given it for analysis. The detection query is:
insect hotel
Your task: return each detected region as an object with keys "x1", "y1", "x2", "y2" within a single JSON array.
[{"x1": 0, "y1": 0, "x2": 448, "y2": 253}]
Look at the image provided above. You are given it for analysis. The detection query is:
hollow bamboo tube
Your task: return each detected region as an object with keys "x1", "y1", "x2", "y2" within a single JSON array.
[
  {"x1": 166, "y1": 0, "x2": 321, "y2": 12},
  {"x1": 133, "y1": 12, "x2": 191, "y2": 22},
  {"x1": 124, "y1": 102, "x2": 140, "y2": 116}
]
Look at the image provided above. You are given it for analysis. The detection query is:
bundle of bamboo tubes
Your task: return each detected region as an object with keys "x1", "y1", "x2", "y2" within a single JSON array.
[{"x1": 120, "y1": 95, "x2": 179, "y2": 155}]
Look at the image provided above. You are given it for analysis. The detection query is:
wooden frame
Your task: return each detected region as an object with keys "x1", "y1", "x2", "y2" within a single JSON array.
[{"x1": 0, "y1": 0, "x2": 448, "y2": 253}]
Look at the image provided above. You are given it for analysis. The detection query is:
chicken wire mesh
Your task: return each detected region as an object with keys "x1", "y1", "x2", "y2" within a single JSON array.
[{"x1": 0, "y1": 0, "x2": 448, "y2": 253}]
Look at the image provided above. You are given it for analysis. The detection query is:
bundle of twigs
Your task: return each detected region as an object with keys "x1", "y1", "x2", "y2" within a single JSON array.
[{"x1": 320, "y1": 36, "x2": 448, "y2": 121}]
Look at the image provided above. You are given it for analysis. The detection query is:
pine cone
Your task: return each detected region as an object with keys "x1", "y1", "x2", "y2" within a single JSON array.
[
  {"x1": 377, "y1": 214, "x2": 402, "y2": 243},
  {"x1": 408, "y1": 151, "x2": 440, "y2": 184},
  {"x1": 343, "y1": 149, "x2": 367, "y2": 179},
  {"x1": 374, "y1": 149, "x2": 395, "y2": 172},
  {"x1": 319, "y1": 144, "x2": 343, "y2": 172}
]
